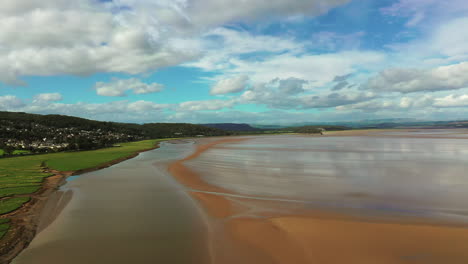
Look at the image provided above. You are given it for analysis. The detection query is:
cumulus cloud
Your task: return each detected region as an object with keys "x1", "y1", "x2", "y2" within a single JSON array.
[
  {"x1": 95, "y1": 78, "x2": 164, "y2": 97},
  {"x1": 185, "y1": 27, "x2": 384, "y2": 89},
  {"x1": 239, "y1": 79, "x2": 305, "y2": 109},
  {"x1": 118, "y1": 0, "x2": 350, "y2": 30},
  {"x1": 186, "y1": 27, "x2": 304, "y2": 71},
  {"x1": 276, "y1": 78, "x2": 308, "y2": 94},
  {"x1": 127, "y1": 100, "x2": 168, "y2": 111},
  {"x1": 365, "y1": 61, "x2": 468, "y2": 93},
  {"x1": 301, "y1": 92, "x2": 376, "y2": 108},
  {"x1": 237, "y1": 77, "x2": 374, "y2": 110},
  {"x1": 336, "y1": 100, "x2": 399, "y2": 112},
  {"x1": 230, "y1": 51, "x2": 384, "y2": 86},
  {"x1": 0, "y1": 0, "x2": 75, "y2": 15},
  {"x1": 434, "y1": 94, "x2": 468, "y2": 108},
  {"x1": 335, "y1": 93, "x2": 458, "y2": 112},
  {"x1": 333, "y1": 73, "x2": 353, "y2": 82},
  {"x1": 178, "y1": 99, "x2": 236, "y2": 111},
  {"x1": 5, "y1": 99, "x2": 168, "y2": 123},
  {"x1": 33, "y1": 93, "x2": 63, "y2": 102},
  {"x1": 0, "y1": 0, "x2": 351, "y2": 85},
  {"x1": 332, "y1": 81, "x2": 349, "y2": 91},
  {"x1": 0, "y1": 95, "x2": 25, "y2": 109},
  {"x1": 5, "y1": 0, "x2": 468, "y2": 123},
  {"x1": 210, "y1": 75, "x2": 249, "y2": 95},
  {"x1": 0, "y1": 1, "x2": 198, "y2": 85}
]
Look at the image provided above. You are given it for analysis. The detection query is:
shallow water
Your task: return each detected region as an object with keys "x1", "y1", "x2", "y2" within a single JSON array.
[
  {"x1": 186, "y1": 135, "x2": 468, "y2": 221},
  {"x1": 376, "y1": 129, "x2": 468, "y2": 137},
  {"x1": 13, "y1": 141, "x2": 210, "y2": 264}
]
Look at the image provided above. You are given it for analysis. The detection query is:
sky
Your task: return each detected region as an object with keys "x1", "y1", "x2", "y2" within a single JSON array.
[{"x1": 1, "y1": 0, "x2": 468, "y2": 124}]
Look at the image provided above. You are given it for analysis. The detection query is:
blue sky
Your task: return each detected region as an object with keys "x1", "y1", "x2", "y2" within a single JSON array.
[{"x1": 1, "y1": 0, "x2": 468, "y2": 124}]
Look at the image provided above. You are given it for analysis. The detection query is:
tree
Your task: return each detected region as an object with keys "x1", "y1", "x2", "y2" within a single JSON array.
[{"x1": 4, "y1": 145, "x2": 15, "y2": 156}]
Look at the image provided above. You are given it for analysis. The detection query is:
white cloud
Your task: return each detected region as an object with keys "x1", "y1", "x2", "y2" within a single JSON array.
[
  {"x1": 434, "y1": 94, "x2": 468, "y2": 108},
  {"x1": 335, "y1": 92, "x2": 468, "y2": 111},
  {"x1": 0, "y1": 0, "x2": 351, "y2": 85},
  {"x1": 0, "y1": 95, "x2": 25, "y2": 109},
  {"x1": 384, "y1": 15, "x2": 468, "y2": 67},
  {"x1": 4, "y1": 0, "x2": 468, "y2": 123},
  {"x1": 11, "y1": 99, "x2": 168, "y2": 123},
  {"x1": 187, "y1": 27, "x2": 384, "y2": 87},
  {"x1": 186, "y1": 27, "x2": 304, "y2": 71},
  {"x1": 226, "y1": 51, "x2": 385, "y2": 86},
  {"x1": 95, "y1": 78, "x2": 164, "y2": 97},
  {"x1": 0, "y1": 1, "x2": 199, "y2": 85},
  {"x1": 381, "y1": 0, "x2": 468, "y2": 27},
  {"x1": 237, "y1": 77, "x2": 375, "y2": 110},
  {"x1": 210, "y1": 75, "x2": 248, "y2": 95},
  {"x1": 33, "y1": 93, "x2": 63, "y2": 102},
  {"x1": 366, "y1": 61, "x2": 468, "y2": 93},
  {"x1": 116, "y1": 0, "x2": 349, "y2": 29},
  {"x1": 178, "y1": 99, "x2": 236, "y2": 111},
  {"x1": 190, "y1": 0, "x2": 349, "y2": 26},
  {"x1": 431, "y1": 17, "x2": 468, "y2": 58},
  {"x1": 336, "y1": 99, "x2": 399, "y2": 112},
  {"x1": 127, "y1": 100, "x2": 168, "y2": 111},
  {"x1": 276, "y1": 78, "x2": 308, "y2": 94},
  {"x1": 301, "y1": 92, "x2": 376, "y2": 108}
]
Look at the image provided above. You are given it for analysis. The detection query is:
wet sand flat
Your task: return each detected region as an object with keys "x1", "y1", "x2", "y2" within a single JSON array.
[
  {"x1": 12, "y1": 131, "x2": 468, "y2": 264},
  {"x1": 187, "y1": 135, "x2": 468, "y2": 218},
  {"x1": 169, "y1": 131, "x2": 468, "y2": 264},
  {"x1": 13, "y1": 141, "x2": 210, "y2": 264}
]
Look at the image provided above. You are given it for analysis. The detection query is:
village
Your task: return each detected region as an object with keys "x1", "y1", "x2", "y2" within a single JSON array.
[{"x1": 0, "y1": 120, "x2": 144, "y2": 155}]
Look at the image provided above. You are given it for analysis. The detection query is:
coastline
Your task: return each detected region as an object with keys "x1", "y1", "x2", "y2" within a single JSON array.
[
  {"x1": 0, "y1": 143, "x2": 160, "y2": 264},
  {"x1": 4, "y1": 130, "x2": 468, "y2": 263},
  {"x1": 168, "y1": 133, "x2": 468, "y2": 264}
]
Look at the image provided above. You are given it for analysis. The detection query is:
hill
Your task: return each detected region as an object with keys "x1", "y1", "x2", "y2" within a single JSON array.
[
  {"x1": 0, "y1": 111, "x2": 230, "y2": 153},
  {"x1": 274, "y1": 125, "x2": 350, "y2": 134},
  {"x1": 201, "y1": 123, "x2": 260, "y2": 132}
]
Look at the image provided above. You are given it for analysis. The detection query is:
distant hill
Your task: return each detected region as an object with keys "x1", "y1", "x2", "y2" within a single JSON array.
[
  {"x1": 201, "y1": 123, "x2": 260, "y2": 132},
  {"x1": 285, "y1": 125, "x2": 351, "y2": 133},
  {"x1": 250, "y1": 124, "x2": 288, "y2": 129},
  {"x1": 142, "y1": 123, "x2": 232, "y2": 137},
  {"x1": 253, "y1": 119, "x2": 468, "y2": 129}
]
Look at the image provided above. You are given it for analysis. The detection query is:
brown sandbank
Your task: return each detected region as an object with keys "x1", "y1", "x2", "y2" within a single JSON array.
[
  {"x1": 169, "y1": 134, "x2": 468, "y2": 264},
  {"x1": 168, "y1": 137, "x2": 249, "y2": 194}
]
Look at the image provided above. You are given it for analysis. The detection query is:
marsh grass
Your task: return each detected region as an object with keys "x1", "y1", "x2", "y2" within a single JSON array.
[
  {"x1": 0, "y1": 149, "x2": 32, "y2": 157},
  {"x1": 0, "y1": 219, "x2": 10, "y2": 240}
]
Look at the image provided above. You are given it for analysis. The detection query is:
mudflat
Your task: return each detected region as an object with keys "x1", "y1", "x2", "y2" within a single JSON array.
[
  {"x1": 11, "y1": 131, "x2": 468, "y2": 264},
  {"x1": 170, "y1": 131, "x2": 468, "y2": 264},
  {"x1": 12, "y1": 142, "x2": 210, "y2": 264}
]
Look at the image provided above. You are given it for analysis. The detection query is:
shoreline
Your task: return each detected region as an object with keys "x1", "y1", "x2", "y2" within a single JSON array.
[
  {"x1": 168, "y1": 133, "x2": 468, "y2": 264},
  {"x1": 0, "y1": 144, "x2": 161, "y2": 264}
]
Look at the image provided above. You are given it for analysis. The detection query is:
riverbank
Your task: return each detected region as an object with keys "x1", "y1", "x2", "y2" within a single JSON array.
[
  {"x1": 168, "y1": 133, "x2": 468, "y2": 264},
  {"x1": 0, "y1": 139, "x2": 163, "y2": 264},
  {"x1": 12, "y1": 139, "x2": 210, "y2": 264}
]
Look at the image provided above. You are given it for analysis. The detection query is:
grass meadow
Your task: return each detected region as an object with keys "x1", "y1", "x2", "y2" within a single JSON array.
[{"x1": 0, "y1": 149, "x2": 32, "y2": 157}]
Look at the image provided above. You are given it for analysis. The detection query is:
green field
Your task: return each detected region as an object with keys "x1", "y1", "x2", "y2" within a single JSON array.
[
  {"x1": 0, "y1": 139, "x2": 164, "y2": 239},
  {"x1": 0, "y1": 219, "x2": 10, "y2": 239},
  {"x1": 0, "y1": 149, "x2": 32, "y2": 157},
  {"x1": 12, "y1": 150, "x2": 31, "y2": 155}
]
